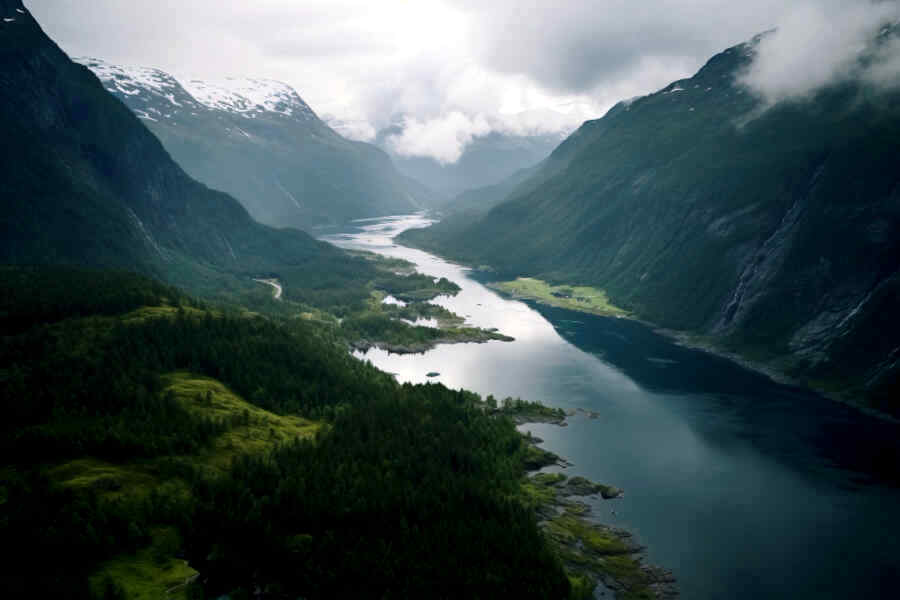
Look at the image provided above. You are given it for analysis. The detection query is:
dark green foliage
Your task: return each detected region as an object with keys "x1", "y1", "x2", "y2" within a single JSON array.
[
  {"x1": 341, "y1": 312, "x2": 446, "y2": 346},
  {"x1": 0, "y1": 471, "x2": 147, "y2": 600},
  {"x1": 0, "y1": 4, "x2": 395, "y2": 311},
  {"x1": 0, "y1": 267, "x2": 570, "y2": 598},
  {"x1": 0, "y1": 265, "x2": 187, "y2": 334},
  {"x1": 372, "y1": 273, "x2": 460, "y2": 302},
  {"x1": 0, "y1": 297, "x2": 386, "y2": 463},
  {"x1": 189, "y1": 387, "x2": 569, "y2": 599}
]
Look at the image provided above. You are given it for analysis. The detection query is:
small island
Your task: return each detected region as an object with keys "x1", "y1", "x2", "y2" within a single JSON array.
[{"x1": 343, "y1": 270, "x2": 515, "y2": 354}]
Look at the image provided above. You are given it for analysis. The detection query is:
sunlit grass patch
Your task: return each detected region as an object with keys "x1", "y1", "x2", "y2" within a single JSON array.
[
  {"x1": 120, "y1": 305, "x2": 208, "y2": 324},
  {"x1": 90, "y1": 528, "x2": 198, "y2": 600},
  {"x1": 489, "y1": 277, "x2": 629, "y2": 318},
  {"x1": 52, "y1": 374, "x2": 321, "y2": 499},
  {"x1": 163, "y1": 372, "x2": 321, "y2": 471},
  {"x1": 49, "y1": 458, "x2": 164, "y2": 502}
]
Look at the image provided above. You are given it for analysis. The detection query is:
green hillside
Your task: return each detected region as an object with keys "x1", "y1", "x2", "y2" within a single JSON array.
[
  {"x1": 0, "y1": 266, "x2": 575, "y2": 599},
  {"x1": 400, "y1": 33, "x2": 900, "y2": 413}
]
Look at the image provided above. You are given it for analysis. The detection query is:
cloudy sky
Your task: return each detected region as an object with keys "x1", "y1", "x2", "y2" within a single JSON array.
[{"x1": 27, "y1": 0, "x2": 900, "y2": 162}]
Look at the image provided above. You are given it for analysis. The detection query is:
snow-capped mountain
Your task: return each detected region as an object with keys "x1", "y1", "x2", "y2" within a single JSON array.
[
  {"x1": 78, "y1": 58, "x2": 435, "y2": 228},
  {"x1": 78, "y1": 58, "x2": 202, "y2": 121},
  {"x1": 81, "y1": 58, "x2": 317, "y2": 122},
  {"x1": 181, "y1": 77, "x2": 317, "y2": 120}
]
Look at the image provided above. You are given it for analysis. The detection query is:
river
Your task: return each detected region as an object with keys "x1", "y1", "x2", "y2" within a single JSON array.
[{"x1": 320, "y1": 213, "x2": 900, "y2": 600}]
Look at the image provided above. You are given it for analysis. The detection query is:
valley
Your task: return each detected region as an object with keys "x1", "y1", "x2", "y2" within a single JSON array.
[
  {"x1": 333, "y1": 213, "x2": 900, "y2": 600},
  {"x1": 399, "y1": 32, "x2": 900, "y2": 416},
  {"x1": 4, "y1": 1, "x2": 900, "y2": 598}
]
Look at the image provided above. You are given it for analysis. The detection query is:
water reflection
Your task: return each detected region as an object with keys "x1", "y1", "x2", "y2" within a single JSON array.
[{"x1": 320, "y1": 213, "x2": 900, "y2": 600}]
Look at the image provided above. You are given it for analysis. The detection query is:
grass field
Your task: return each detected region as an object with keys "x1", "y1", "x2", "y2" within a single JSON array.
[
  {"x1": 48, "y1": 373, "x2": 322, "y2": 599},
  {"x1": 489, "y1": 278, "x2": 629, "y2": 318},
  {"x1": 89, "y1": 528, "x2": 198, "y2": 600}
]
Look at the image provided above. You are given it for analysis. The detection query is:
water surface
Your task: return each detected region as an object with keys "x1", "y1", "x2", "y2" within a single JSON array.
[{"x1": 321, "y1": 214, "x2": 900, "y2": 600}]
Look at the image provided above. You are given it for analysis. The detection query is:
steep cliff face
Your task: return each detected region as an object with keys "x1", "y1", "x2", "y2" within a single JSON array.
[
  {"x1": 401, "y1": 35, "x2": 900, "y2": 411},
  {"x1": 78, "y1": 58, "x2": 434, "y2": 230},
  {"x1": 0, "y1": 1, "x2": 352, "y2": 292}
]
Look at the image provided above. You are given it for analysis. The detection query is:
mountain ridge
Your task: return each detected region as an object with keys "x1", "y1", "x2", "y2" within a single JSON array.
[
  {"x1": 78, "y1": 57, "x2": 437, "y2": 229},
  {"x1": 399, "y1": 34, "x2": 900, "y2": 413},
  {"x1": 0, "y1": 1, "x2": 385, "y2": 305}
]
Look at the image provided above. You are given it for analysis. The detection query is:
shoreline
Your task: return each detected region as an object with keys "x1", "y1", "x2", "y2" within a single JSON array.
[
  {"x1": 503, "y1": 281, "x2": 900, "y2": 424},
  {"x1": 652, "y1": 326, "x2": 900, "y2": 424},
  {"x1": 350, "y1": 329, "x2": 514, "y2": 355},
  {"x1": 402, "y1": 235, "x2": 898, "y2": 423},
  {"x1": 514, "y1": 410, "x2": 678, "y2": 599}
]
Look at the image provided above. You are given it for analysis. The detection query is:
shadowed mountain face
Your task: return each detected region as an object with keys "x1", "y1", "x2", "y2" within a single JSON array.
[
  {"x1": 401, "y1": 34, "x2": 900, "y2": 413},
  {"x1": 0, "y1": 1, "x2": 373, "y2": 295},
  {"x1": 77, "y1": 58, "x2": 437, "y2": 230}
]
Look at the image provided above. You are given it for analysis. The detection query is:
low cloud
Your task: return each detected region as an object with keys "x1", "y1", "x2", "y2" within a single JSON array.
[
  {"x1": 864, "y1": 33, "x2": 900, "y2": 88},
  {"x1": 382, "y1": 104, "x2": 593, "y2": 163},
  {"x1": 739, "y1": 1, "x2": 900, "y2": 104},
  {"x1": 28, "y1": 0, "x2": 900, "y2": 165},
  {"x1": 386, "y1": 112, "x2": 492, "y2": 164}
]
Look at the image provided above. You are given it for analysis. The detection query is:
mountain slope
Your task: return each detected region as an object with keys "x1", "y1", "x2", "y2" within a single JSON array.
[
  {"x1": 78, "y1": 58, "x2": 435, "y2": 229},
  {"x1": 401, "y1": 34, "x2": 900, "y2": 413},
  {"x1": 0, "y1": 1, "x2": 383, "y2": 302}
]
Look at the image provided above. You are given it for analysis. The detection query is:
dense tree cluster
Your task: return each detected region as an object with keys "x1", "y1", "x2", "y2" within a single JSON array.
[
  {"x1": 188, "y1": 385, "x2": 569, "y2": 599},
  {"x1": 0, "y1": 268, "x2": 572, "y2": 599}
]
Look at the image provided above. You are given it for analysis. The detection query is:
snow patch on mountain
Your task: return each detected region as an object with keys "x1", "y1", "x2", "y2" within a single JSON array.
[
  {"x1": 180, "y1": 77, "x2": 316, "y2": 120},
  {"x1": 78, "y1": 57, "x2": 317, "y2": 123},
  {"x1": 78, "y1": 58, "x2": 185, "y2": 98}
]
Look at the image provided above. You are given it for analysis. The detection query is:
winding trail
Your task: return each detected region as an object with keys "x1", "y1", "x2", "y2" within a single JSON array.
[{"x1": 253, "y1": 278, "x2": 282, "y2": 300}]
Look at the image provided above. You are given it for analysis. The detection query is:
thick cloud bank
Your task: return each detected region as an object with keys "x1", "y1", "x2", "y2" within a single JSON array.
[
  {"x1": 739, "y1": 1, "x2": 900, "y2": 103},
  {"x1": 28, "y1": 0, "x2": 900, "y2": 163}
]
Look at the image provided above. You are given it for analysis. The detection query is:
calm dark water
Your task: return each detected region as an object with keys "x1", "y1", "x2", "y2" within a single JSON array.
[{"x1": 320, "y1": 214, "x2": 900, "y2": 600}]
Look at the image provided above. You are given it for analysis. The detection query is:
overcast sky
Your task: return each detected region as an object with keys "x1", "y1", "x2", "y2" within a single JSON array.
[{"x1": 27, "y1": 0, "x2": 900, "y2": 162}]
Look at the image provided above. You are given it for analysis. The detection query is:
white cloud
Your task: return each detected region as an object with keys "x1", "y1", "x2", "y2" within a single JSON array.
[
  {"x1": 864, "y1": 33, "x2": 900, "y2": 88},
  {"x1": 739, "y1": 1, "x2": 900, "y2": 104},
  {"x1": 26, "y1": 0, "x2": 900, "y2": 163},
  {"x1": 386, "y1": 112, "x2": 492, "y2": 164}
]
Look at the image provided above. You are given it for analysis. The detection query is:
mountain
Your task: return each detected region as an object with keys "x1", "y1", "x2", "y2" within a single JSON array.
[
  {"x1": 77, "y1": 58, "x2": 436, "y2": 230},
  {"x1": 400, "y1": 33, "x2": 900, "y2": 414},
  {"x1": 0, "y1": 5, "x2": 646, "y2": 599},
  {"x1": 0, "y1": 0, "x2": 381, "y2": 301},
  {"x1": 375, "y1": 121, "x2": 565, "y2": 199}
]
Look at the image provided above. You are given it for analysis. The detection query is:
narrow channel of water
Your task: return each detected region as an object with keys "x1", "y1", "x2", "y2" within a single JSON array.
[{"x1": 320, "y1": 213, "x2": 900, "y2": 600}]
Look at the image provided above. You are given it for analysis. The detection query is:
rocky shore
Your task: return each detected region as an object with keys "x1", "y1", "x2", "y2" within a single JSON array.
[{"x1": 518, "y1": 419, "x2": 678, "y2": 599}]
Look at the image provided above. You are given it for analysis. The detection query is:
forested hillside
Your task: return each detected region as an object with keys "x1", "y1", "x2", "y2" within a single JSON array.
[
  {"x1": 400, "y1": 32, "x2": 900, "y2": 413},
  {"x1": 0, "y1": 266, "x2": 574, "y2": 599},
  {"x1": 0, "y1": 0, "x2": 444, "y2": 321}
]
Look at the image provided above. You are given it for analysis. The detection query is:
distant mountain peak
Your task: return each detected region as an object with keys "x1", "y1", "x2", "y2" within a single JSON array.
[
  {"x1": 71, "y1": 57, "x2": 433, "y2": 229},
  {"x1": 180, "y1": 77, "x2": 317, "y2": 120},
  {"x1": 77, "y1": 58, "x2": 316, "y2": 122},
  {"x1": 77, "y1": 58, "x2": 190, "y2": 105}
]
